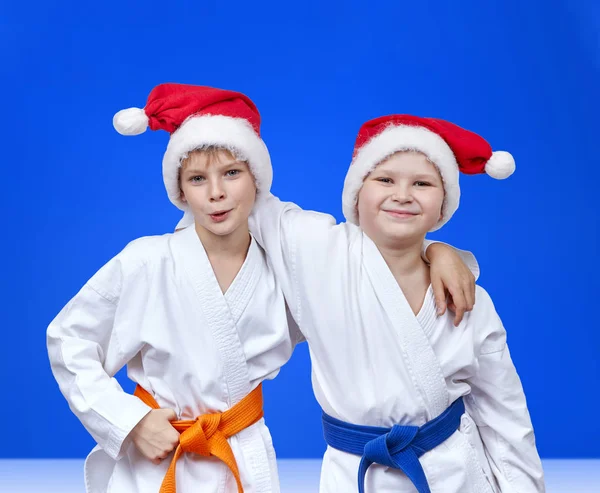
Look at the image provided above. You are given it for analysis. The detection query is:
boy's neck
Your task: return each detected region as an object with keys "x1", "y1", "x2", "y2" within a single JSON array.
[
  {"x1": 376, "y1": 241, "x2": 427, "y2": 278},
  {"x1": 367, "y1": 233, "x2": 429, "y2": 279},
  {"x1": 371, "y1": 235, "x2": 432, "y2": 315},
  {"x1": 194, "y1": 221, "x2": 252, "y2": 259}
]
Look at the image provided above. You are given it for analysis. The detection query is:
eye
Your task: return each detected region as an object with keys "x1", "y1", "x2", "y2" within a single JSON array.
[
  {"x1": 226, "y1": 169, "x2": 241, "y2": 177},
  {"x1": 376, "y1": 177, "x2": 392, "y2": 184},
  {"x1": 414, "y1": 181, "x2": 432, "y2": 187},
  {"x1": 190, "y1": 175, "x2": 205, "y2": 183}
]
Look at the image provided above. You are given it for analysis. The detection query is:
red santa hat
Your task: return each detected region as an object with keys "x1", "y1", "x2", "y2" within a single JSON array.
[
  {"x1": 113, "y1": 83, "x2": 272, "y2": 211},
  {"x1": 342, "y1": 114, "x2": 515, "y2": 231}
]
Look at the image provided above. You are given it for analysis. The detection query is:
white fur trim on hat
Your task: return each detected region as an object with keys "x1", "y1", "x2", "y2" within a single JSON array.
[
  {"x1": 485, "y1": 150, "x2": 515, "y2": 179},
  {"x1": 113, "y1": 107, "x2": 149, "y2": 136},
  {"x1": 342, "y1": 125, "x2": 460, "y2": 232},
  {"x1": 163, "y1": 114, "x2": 272, "y2": 210}
]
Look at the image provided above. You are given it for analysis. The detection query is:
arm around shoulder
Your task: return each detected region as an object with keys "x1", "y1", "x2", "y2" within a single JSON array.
[
  {"x1": 424, "y1": 239, "x2": 480, "y2": 325},
  {"x1": 248, "y1": 193, "x2": 339, "y2": 319},
  {"x1": 423, "y1": 239, "x2": 480, "y2": 280}
]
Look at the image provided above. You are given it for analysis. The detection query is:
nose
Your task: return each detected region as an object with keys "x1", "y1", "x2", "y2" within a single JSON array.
[
  {"x1": 391, "y1": 183, "x2": 413, "y2": 203},
  {"x1": 208, "y1": 179, "x2": 226, "y2": 202}
]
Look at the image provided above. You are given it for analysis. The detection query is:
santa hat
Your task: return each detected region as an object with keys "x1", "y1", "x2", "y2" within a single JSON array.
[
  {"x1": 113, "y1": 83, "x2": 272, "y2": 211},
  {"x1": 342, "y1": 114, "x2": 515, "y2": 231}
]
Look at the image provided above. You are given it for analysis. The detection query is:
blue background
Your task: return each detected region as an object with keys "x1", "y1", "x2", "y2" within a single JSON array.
[{"x1": 1, "y1": 0, "x2": 598, "y2": 459}]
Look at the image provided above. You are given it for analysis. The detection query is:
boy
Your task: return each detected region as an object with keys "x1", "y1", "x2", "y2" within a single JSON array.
[
  {"x1": 47, "y1": 83, "x2": 302, "y2": 493},
  {"x1": 219, "y1": 115, "x2": 545, "y2": 491}
]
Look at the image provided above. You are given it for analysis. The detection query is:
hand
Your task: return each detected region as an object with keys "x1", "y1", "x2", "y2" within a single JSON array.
[
  {"x1": 427, "y1": 243, "x2": 476, "y2": 326},
  {"x1": 130, "y1": 409, "x2": 180, "y2": 464}
]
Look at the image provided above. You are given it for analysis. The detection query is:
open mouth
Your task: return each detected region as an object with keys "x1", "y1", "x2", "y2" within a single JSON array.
[{"x1": 209, "y1": 210, "x2": 231, "y2": 222}]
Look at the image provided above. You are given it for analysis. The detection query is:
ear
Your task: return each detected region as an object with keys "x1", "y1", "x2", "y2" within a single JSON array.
[{"x1": 178, "y1": 167, "x2": 187, "y2": 203}]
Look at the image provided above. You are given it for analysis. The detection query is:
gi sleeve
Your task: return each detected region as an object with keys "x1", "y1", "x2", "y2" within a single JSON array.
[
  {"x1": 247, "y1": 193, "x2": 337, "y2": 327},
  {"x1": 47, "y1": 254, "x2": 152, "y2": 460},
  {"x1": 465, "y1": 288, "x2": 545, "y2": 492},
  {"x1": 422, "y1": 239, "x2": 480, "y2": 280}
]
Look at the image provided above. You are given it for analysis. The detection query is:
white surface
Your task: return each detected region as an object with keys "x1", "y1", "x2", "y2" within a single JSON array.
[{"x1": 0, "y1": 459, "x2": 598, "y2": 492}]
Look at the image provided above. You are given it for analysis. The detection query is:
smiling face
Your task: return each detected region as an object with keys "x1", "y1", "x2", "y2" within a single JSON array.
[
  {"x1": 357, "y1": 151, "x2": 445, "y2": 248},
  {"x1": 179, "y1": 147, "x2": 257, "y2": 240}
]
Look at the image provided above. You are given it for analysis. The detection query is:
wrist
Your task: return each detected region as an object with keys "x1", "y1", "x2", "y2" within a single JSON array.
[{"x1": 424, "y1": 242, "x2": 447, "y2": 262}]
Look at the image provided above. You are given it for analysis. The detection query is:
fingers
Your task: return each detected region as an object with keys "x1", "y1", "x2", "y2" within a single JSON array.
[
  {"x1": 465, "y1": 273, "x2": 476, "y2": 310},
  {"x1": 131, "y1": 409, "x2": 180, "y2": 464},
  {"x1": 444, "y1": 271, "x2": 477, "y2": 326},
  {"x1": 151, "y1": 452, "x2": 170, "y2": 465},
  {"x1": 456, "y1": 273, "x2": 476, "y2": 324},
  {"x1": 431, "y1": 277, "x2": 447, "y2": 316},
  {"x1": 149, "y1": 440, "x2": 178, "y2": 464},
  {"x1": 447, "y1": 286, "x2": 467, "y2": 326}
]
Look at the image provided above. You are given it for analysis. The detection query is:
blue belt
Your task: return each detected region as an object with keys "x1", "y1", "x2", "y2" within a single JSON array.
[{"x1": 322, "y1": 397, "x2": 464, "y2": 493}]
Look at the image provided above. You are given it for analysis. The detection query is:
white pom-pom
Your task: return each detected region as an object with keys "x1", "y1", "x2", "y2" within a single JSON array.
[
  {"x1": 113, "y1": 107, "x2": 149, "y2": 136},
  {"x1": 485, "y1": 151, "x2": 515, "y2": 179}
]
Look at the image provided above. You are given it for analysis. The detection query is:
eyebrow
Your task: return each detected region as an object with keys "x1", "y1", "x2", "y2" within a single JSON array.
[
  {"x1": 412, "y1": 173, "x2": 440, "y2": 180},
  {"x1": 182, "y1": 161, "x2": 244, "y2": 175},
  {"x1": 373, "y1": 168, "x2": 438, "y2": 178},
  {"x1": 182, "y1": 167, "x2": 205, "y2": 175}
]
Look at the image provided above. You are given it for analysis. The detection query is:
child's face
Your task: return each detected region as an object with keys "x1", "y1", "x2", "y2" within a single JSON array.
[
  {"x1": 179, "y1": 149, "x2": 256, "y2": 238},
  {"x1": 357, "y1": 151, "x2": 444, "y2": 247}
]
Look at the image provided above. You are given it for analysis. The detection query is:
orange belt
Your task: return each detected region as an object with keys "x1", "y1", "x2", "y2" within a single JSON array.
[{"x1": 134, "y1": 384, "x2": 264, "y2": 493}]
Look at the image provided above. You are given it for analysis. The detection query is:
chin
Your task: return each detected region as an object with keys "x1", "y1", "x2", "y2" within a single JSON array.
[
  {"x1": 209, "y1": 224, "x2": 239, "y2": 236},
  {"x1": 381, "y1": 224, "x2": 426, "y2": 243}
]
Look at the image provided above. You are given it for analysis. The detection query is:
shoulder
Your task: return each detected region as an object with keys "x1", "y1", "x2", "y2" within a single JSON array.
[
  {"x1": 470, "y1": 284, "x2": 506, "y2": 354},
  {"x1": 284, "y1": 207, "x2": 337, "y2": 231},
  {"x1": 339, "y1": 220, "x2": 364, "y2": 242},
  {"x1": 287, "y1": 210, "x2": 361, "y2": 246},
  {"x1": 474, "y1": 285, "x2": 494, "y2": 309},
  {"x1": 469, "y1": 285, "x2": 500, "y2": 323},
  {"x1": 117, "y1": 233, "x2": 174, "y2": 266},
  {"x1": 88, "y1": 233, "x2": 174, "y2": 293}
]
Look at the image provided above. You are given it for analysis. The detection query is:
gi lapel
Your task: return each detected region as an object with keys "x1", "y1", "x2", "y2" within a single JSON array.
[
  {"x1": 224, "y1": 237, "x2": 262, "y2": 325},
  {"x1": 361, "y1": 232, "x2": 449, "y2": 420},
  {"x1": 172, "y1": 226, "x2": 252, "y2": 406}
]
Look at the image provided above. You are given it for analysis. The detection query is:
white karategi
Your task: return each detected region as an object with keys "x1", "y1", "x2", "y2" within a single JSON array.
[
  {"x1": 47, "y1": 225, "x2": 302, "y2": 493},
  {"x1": 243, "y1": 194, "x2": 545, "y2": 493}
]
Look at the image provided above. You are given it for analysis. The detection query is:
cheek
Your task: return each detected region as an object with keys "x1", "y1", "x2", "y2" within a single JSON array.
[
  {"x1": 232, "y1": 178, "x2": 257, "y2": 209},
  {"x1": 356, "y1": 190, "x2": 367, "y2": 219},
  {"x1": 181, "y1": 185, "x2": 209, "y2": 210},
  {"x1": 357, "y1": 186, "x2": 382, "y2": 225},
  {"x1": 179, "y1": 182, "x2": 191, "y2": 202},
  {"x1": 422, "y1": 191, "x2": 445, "y2": 215},
  {"x1": 357, "y1": 187, "x2": 376, "y2": 213},
  {"x1": 180, "y1": 184, "x2": 197, "y2": 201}
]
